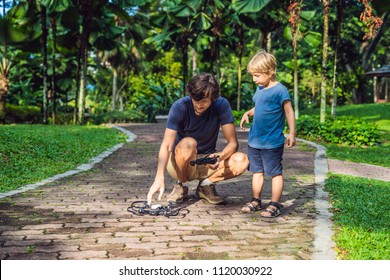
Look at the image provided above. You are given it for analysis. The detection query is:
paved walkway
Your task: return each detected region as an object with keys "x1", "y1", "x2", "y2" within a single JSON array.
[
  {"x1": 1, "y1": 123, "x2": 333, "y2": 260},
  {"x1": 328, "y1": 159, "x2": 390, "y2": 182}
]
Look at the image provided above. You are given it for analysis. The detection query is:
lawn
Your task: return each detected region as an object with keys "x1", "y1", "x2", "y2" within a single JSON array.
[
  {"x1": 301, "y1": 103, "x2": 390, "y2": 167},
  {"x1": 325, "y1": 175, "x2": 390, "y2": 260},
  {"x1": 0, "y1": 125, "x2": 127, "y2": 193},
  {"x1": 302, "y1": 103, "x2": 390, "y2": 259}
]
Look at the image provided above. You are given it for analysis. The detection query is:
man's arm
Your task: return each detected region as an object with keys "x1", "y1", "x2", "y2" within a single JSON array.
[
  {"x1": 283, "y1": 100, "x2": 296, "y2": 148},
  {"x1": 147, "y1": 128, "x2": 177, "y2": 204},
  {"x1": 217, "y1": 122, "x2": 239, "y2": 162}
]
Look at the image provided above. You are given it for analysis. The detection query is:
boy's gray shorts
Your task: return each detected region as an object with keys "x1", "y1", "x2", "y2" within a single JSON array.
[{"x1": 247, "y1": 145, "x2": 284, "y2": 176}]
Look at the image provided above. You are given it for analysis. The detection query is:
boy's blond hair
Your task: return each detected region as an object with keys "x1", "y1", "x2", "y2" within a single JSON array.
[{"x1": 247, "y1": 50, "x2": 277, "y2": 78}]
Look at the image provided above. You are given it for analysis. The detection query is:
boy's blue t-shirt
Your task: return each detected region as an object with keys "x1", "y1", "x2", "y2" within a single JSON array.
[
  {"x1": 249, "y1": 83, "x2": 291, "y2": 149},
  {"x1": 167, "y1": 96, "x2": 235, "y2": 154}
]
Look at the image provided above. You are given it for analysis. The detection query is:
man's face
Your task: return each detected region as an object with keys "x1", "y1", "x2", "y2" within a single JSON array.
[{"x1": 191, "y1": 96, "x2": 212, "y2": 116}]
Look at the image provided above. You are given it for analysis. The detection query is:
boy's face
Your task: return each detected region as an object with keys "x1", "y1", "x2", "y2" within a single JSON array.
[
  {"x1": 191, "y1": 96, "x2": 212, "y2": 116},
  {"x1": 251, "y1": 72, "x2": 273, "y2": 87}
]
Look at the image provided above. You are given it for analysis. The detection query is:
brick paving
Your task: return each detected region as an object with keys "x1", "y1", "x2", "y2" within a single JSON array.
[{"x1": 0, "y1": 123, "x2": 318, "y2": 260}]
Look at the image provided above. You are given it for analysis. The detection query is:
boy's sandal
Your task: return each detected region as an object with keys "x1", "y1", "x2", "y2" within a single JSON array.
[
  {"x1": 241, "y1": 198, "x2": 262, "y2": 213},
  {"x1": 261, "y1": 201, "x2": 283, "y2": 218}
]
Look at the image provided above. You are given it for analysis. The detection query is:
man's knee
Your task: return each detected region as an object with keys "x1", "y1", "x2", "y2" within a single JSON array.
[
  {"x1": 175, "y1": 137, "x2": 197, "y2": 155},
  {"x1": 229, "y1": 152, "x2": 249, "y2": 176}
]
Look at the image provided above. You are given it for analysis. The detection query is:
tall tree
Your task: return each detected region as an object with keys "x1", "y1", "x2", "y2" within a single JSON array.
[
  {"x1": 145, "y1": 0, "x2": 201, "y2": 96},
  {"x1": 331, "y1": 0, "x2": 344, "y2": 117},
  {"x1": 288, "y1": 0, "x2": 302, "y2": 119},
  {"x1": 77, "y1": 0, "x2": 92, "y2": 124},
  {"x1": 320, "y1": 0, "x2": 329, "y2": 123},
  {"x1": 40, "y1": 3, "x2": 49, "y2": 123},
  {"x1": 355, "y1": 0, "x2": 388, "y2": 103}
]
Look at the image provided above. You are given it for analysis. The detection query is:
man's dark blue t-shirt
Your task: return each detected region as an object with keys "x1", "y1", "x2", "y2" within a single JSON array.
[{"x1": 166, "y1": 96, "x2": 235, "y2": 154}]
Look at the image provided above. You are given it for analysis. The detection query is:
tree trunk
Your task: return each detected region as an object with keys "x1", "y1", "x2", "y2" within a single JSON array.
[
  {"x1": 78, "y1": 0, "x2": 91, "y2": 124},
  {"x1": 235, "y1": 22, "x2": 244, "y2": 111},
  {"x1": 331, "y1": 0, "x2": 344, "y2": 117},
  {"x1": 73, "y1": 39, "x2": 81, "y2": 124},
  {"x1": 320, "y1": 0, "x2": 329, "y2": 123},
  {"x1": 0, "y1": 0, "x2": 8, "y2": 124},
  {"x1": 192, "y1": 48, "x2": 197, "y2": 76},
  {"x1": 50, "y1": 17, "x2": 57, "y2": 124},
  {"x1": 181, "y1": 38, "x2": 189, "y2": 97},
  {"x1": 41, "y1": 5, "x2": 49, "y2": 124},
  {"x1": 0, "y1": 72, "x2": 8, "y2": 124},
  {"x1": 112, "y1": 67, "x2": 118, "y2": 111},
  {"x1": 293, "y1": 48, "x2": 299, "y2": 119},
  {"x1": 288, "y1": 0, "x2": 302, "y2": 119},
  {"x1": 355, "y1": 12, "x2": 389, "y2": 104}
]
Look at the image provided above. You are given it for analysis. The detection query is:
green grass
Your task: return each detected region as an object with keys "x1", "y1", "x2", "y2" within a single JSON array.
[
  {"x1": 301, "y1": 103, "x2": 390, "y2": 167},
  {"x1": 325, "y1": 175, "x2": 390, "y2": 260},
  {"x1": 0, "y1": 125, "x2": 127, "y2": 193}
]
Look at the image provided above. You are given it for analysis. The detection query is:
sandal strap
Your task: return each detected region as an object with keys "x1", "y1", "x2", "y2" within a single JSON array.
[
  {"x1": 246, "y1": 204, "x2": 256, "y2": 211},
  {"x1": 251, "y1": 197, "x2": 262, "y2": 204},
  {"x1": 264, "y1": 207, "x2": 278, "y2": 215},
  {"x1": 269, "y1": 201, "x2": 283, "y2": 209}
]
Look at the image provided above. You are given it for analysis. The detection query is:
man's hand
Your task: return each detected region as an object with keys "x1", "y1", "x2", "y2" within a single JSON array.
[
  {"x1": 147, "y1": 180, "x2": 165, "y2": 205},
  {"x1": 206, "y1": 153, "x2": 221, "y2": 170}
]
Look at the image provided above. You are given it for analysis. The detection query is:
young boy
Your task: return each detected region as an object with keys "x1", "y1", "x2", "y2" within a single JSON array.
[{"x1": 240, "y1": 50, "x2": 296, "y2": 218}]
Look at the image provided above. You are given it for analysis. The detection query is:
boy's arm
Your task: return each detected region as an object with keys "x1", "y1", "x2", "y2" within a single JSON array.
[
  {"x1": 240, "y1": 107, "x2": 255, "y2": 130},
  {"x1": 283, "y1": 100, "x2": 296, "y2": 148}
]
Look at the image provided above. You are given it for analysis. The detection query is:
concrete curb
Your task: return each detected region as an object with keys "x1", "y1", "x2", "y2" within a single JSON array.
[
  {"x1": 0, "y1": 125, "x2": 136, "y2": 199},
  {"x1": 297, "y1": 138, "x2": 337, "y2": 260}
]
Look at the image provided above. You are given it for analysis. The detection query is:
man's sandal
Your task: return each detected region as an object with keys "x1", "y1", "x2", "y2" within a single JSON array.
[
  {"x1": 241, "y1": 198, "x2": 262, "y2": 213},
  {"x1": 260, "y1": 201, "x2": 283, "y2": 218}
]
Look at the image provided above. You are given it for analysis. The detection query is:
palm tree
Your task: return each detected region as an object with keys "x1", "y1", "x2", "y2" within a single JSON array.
[{"x1": 145, "y1": 0, "x2": 201, "y2": 96}]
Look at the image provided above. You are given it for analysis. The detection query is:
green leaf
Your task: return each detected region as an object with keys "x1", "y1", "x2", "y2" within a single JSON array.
[
  {"x1": 42, "y1": 0, "x2": 71, "y2": 13},
  {"x1": 169, "y1": 4, "x2": 193, "y2": 17},
  {"x1": 303, "y1": 31, "x2": 322, "y2": 48},
  {"x1": 193, "y1": 12, "x2": 212, "y2": 30},
  {"x1": 300, "y1": 11, "x2": 316, "y2": 21},
  {"x1": 231, "y1": 0, "x2": 271, "y2": 14}
]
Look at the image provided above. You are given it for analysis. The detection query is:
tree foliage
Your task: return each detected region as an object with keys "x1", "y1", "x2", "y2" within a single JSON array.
[{"x1": 0, "y1": 0, "x2": 388, "y2": 124}]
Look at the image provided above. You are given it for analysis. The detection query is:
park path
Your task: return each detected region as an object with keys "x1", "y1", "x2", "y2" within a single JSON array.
[
  {"x1": 1, "y1": 123, "x2": 325, "y2": 260},
  {"x1": 328, "y1": 159, "x2": 390, "y2": 182}
]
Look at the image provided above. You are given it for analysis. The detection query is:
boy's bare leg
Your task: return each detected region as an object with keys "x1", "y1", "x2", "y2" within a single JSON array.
[
  {"x1": 241, "y1": 172, "x2": 263, "y2": 212},
  {"x1": 207, "y1": 152, "x2": 249, "y2": 182},
  {"x1": 252, "y1": 172, "x2": 264, "y2": 199},
  {"x1": 270, "y1": 174, "x2": 283, "y2": 202},
  {"x1": 260, "y1": 174, "x2": 284, "y2": 217}
]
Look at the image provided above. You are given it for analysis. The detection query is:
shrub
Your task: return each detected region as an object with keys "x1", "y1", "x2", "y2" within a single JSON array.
[
  {"x1": 296, "y1": 115, "x2": 381, "y2": 146},
  {"x1": 90, "y1": 110, "x2": 145, "y2": 124},
  {"x1": 5, "y1": 104, "x2": 41, "y2": 124}
]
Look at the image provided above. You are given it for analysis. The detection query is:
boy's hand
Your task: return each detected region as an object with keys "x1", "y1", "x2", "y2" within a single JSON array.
[
  {"x1": 240, "y1": 114, "x2": 250, "y2": 131},
  {"x1": 285, "y1": 133, "x2": 296, "y2": 148}
]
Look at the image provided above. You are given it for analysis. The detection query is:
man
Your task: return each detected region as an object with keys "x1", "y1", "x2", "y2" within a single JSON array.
[{"x1": 147, "y1": 73, "x2": 249, "y2": 205}]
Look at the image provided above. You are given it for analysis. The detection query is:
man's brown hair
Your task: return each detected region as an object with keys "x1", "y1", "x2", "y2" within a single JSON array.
[{"x1": 187, "y1": 73, "x2": 220, "y2": 101}]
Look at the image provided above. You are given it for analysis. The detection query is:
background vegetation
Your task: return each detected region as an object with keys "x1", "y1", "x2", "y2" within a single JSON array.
[{"x1": 0, "y1": 0, "x2": 388, "y2": 125}]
